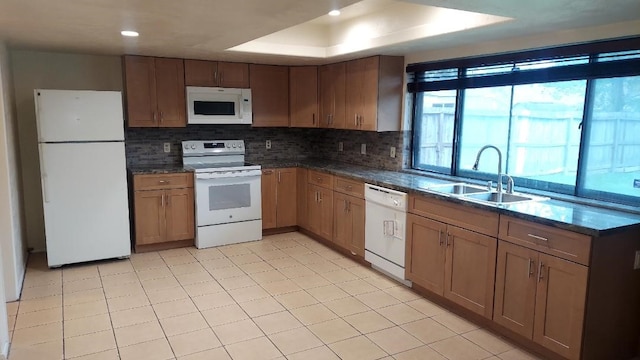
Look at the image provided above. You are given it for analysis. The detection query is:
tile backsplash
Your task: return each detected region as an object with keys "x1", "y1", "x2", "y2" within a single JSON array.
[{"x1": 125, "y1": 125, "x2": 408, "y2": 171}]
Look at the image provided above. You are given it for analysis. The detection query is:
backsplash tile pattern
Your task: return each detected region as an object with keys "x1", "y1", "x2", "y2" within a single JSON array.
[{"x1": 125, "y1": 125, "x2": 408, "y2": 171}]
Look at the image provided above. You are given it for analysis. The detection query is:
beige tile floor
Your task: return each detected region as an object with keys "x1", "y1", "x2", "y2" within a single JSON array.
[{"x1": 5, "y1": 232, "x2": 544, "y2": 360}]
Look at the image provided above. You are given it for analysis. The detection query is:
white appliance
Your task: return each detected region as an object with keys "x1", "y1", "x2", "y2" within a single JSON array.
[
  {"x1": 365, "y1": 184, "x2": 411, "y2": 285},
  {"x1": 35, "y1": 89, "x2": 131, "y2": 267},
  {"x1": 186, "y1": 86, "x2": 252, "y2": 125},
  {"x1": 182, "y1": 140, "x2": 262, "y2": 248}
]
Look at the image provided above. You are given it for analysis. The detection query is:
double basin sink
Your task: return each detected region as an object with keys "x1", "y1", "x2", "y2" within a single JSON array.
[{"x1": 421, "y1": 182, "x2": 549, "y2": 206}]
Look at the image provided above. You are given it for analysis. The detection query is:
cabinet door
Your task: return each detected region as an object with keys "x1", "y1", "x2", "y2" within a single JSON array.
[
  {"x1": 319, "y1": 62, "x2": 346, "y2": 129},
  {"x1": 154, "y1": 58, "x2": 186, "y2": 127},
  {"x1": 346, "y1": 196, "x2": 365, "y2": 257},
  {"x1": 250, "y1": 64, "x2": 289, "y2": 127},
  {"x1": 405, "y1": 214, "x2": 447, "y2": 295},
  {"x1": 261, "y1": 170, "x2": 277, "y2": 230},
  {"x1": 297, "y1": 168, "x2": 308, "y2": 229},
  {"x1": 444, "y1": 226, "x2": 497, "y2": 318},
  {"x1": 218, "y1": 62, "x2": 250, "y2": 88},
  {"x1": 494, "y1": 241, "x2": 538, "y2": 338},
  {"x1": 124, "y1": 56, "x2": 157, "y2": 127},
  {"x1": 358, "y1": 56, "x2": 379, "y2": 131},
  {"x1": 184, "y1": 59, "x2": 218, "y2": 87},
  {"x1": 533, "y1": 253, "x2": 588, "y2": 360},
  {"x1": 306, "y1": 185, "x2": 321, "y2": 234},
  {"x1": 317, "y1": 186, "x2": 334, "y2": 240},
  {"x1": 289, "y1": 66, "x2": 319, "y2": 128},
  {"x1": 165, "y1": 188, "x2": 195, "y2": 242},
  {"x1": 345, "y1": 59, "x2": 363, "y2": 130},
  {"x1": 276, "y1": 168, "x2": 297, "y2": 227},
  {"x1": 134, "y1": 190, "x2": 165, "y2": 245},
  {"x1": 333, "y1": 192, "x2": 350, "y2": 248}
]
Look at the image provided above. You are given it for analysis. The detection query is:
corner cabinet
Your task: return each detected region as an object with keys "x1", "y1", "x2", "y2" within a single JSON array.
[
  {"x1": 250, "y1": 64, "x2": 289, "y2": 127},
  {"x1": 345, "y1": 56, "x2": 404, "y2": 131},
  {"x1": 123, "y1": 55, "x2": 186, "y2": 128},
  {"x1": 406, "y1": 195, "x2": 498, "y2": 319},
  {"x1": 261, "y1": 168, "x2": 297, "y2": 230},
  {"x1": 132, "y1": 173, "x2": 194, "y2": 252},
  {"x1": 289, "y1": 66, "x2": 319, "y2": 128},
  {"x1": 184, "y1": 60, "x2": 249, "y2": 88}
]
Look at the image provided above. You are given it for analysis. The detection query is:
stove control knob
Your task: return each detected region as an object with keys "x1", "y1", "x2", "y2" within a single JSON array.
[
  {"x1": 232, "y1": 144, "x2": 237, "y2": 148},
  {"x1": 226, "y1": 144, "x2": 231, "y2": 148},
  {"x1": 191, "y1": 144, "x2": 196, "y2": 149},
  {"x1": 183, "y1": 144, "x2": 188, "y2": 150},
  {"x1": 239, "y1": 143, "x2": 243, "y2": 148}
]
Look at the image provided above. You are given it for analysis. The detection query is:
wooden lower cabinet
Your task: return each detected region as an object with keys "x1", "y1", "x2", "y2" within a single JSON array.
[
  {"x1": 261, "y1": 168, "x2": 297, "y2": 230},
  {"x1": 306, "y1": 184, "x2": 334, "y2": 240},
  {"x1": 406, "y1": 213, "x2": 496, "y2": 318},
  {"x1": 494, "y1": 240, "x2": 588, "y2": 360},
  {"x1": 333, "y1": 193, "x2": 365, "y2": 256},
  {"x1": 133, "y1": 173, "x2": 194, "y2": 251}
]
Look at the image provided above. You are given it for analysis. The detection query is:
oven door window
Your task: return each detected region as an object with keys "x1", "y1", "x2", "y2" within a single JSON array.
[
  {"x1": 209, "y1": 183, "x2": 250, "y2": 210},
  {"x1": 194, "y1": 100, "x2": 236, "y2": 116}
]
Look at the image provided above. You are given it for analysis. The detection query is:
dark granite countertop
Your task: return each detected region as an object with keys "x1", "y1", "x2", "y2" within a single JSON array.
[
  {"x1": 260, "y1": 159, "x2": 640, "y2": 237},
  {"x1": 128, "y1": 165, "x2": 192, "y2": 175}
]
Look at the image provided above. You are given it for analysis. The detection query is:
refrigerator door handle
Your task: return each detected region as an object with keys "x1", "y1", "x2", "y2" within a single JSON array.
[{"x1": 39, "y1": 145, "x2": 50, "y2": 203}]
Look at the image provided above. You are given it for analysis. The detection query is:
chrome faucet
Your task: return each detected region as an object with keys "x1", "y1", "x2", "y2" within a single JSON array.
[{"x1": 472, "y1": 145, "x2": 505, "y2": 200}]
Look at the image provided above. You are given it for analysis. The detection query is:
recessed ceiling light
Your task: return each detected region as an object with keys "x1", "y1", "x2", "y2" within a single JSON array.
[
  {"x1": 121, "y1": 30, "x2": 139, "y2": 37},
  {"x1": 328, "y1": 10, "x2": 341, "y2": 16}
]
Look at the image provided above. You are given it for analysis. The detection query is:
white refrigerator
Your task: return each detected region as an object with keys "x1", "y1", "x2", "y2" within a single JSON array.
[{"x1": 35, "y1": 89, "x2": 131, "y2": 267}]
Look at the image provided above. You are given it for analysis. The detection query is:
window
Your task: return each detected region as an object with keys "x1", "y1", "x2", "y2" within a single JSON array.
[{"x1": 408, "y1": 38, "x2": 640, "y2": 206}]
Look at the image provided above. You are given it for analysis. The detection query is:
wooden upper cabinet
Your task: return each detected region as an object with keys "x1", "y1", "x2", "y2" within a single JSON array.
[
  {"x1": 250, "y1": 64, "x2": 289, "y2": 127},
  {"x1": 184, "y1": 60, "x2": 249, "y2": 88},
  {"x1": 345, "y1": 56, "x2": 403, "y2": 132},
  {"x1": 154, "y1": 58, "x2": 186, "y2": 127},
  {"x1": 124, "y1": 55, "x2": 186, "y2": 128},
  {"x1": 319, "y1": 62, "x2": 346, "y2": 129},
  {"x1": 289, "y1": 66, "x2": 319, "y2": 128}
]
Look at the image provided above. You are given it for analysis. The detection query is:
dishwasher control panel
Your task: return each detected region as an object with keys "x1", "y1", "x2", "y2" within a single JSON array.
[{"x1": 364, "y1": 184, "x2": 407, "y2": 210}]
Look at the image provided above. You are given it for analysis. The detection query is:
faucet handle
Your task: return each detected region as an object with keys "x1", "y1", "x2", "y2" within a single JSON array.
[{"x1": 505, "y1": 175, "x2": 515, "y2": 194}]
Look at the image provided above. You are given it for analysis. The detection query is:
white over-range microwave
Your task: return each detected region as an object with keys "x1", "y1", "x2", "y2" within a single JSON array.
[{"x1": 186, "y1": 86, "x2": 252, "y2": 125}]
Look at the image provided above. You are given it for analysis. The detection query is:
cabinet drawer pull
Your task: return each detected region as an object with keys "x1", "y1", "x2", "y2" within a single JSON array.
[
  {"x1": 316, "y1": 177, "x2": 323, "y2": 183},
  {"x1": 438, "y1": 230, "x2": 444, "y2": 246},
  {"x1": 153, "y1": 112, "x2": 157, "y2": 122},
  {"x1": 527, "y1": 233, "x2": 548, "y2": 242},
  {"x1": 312, "y1": 113, "x2": 316, "y2": 125},
  {"x1": 537, "y1": 261, "x2": 545, "y2": 282},
  {"x1": 214, "y1": 71, "x2": 218, "y2": 83},
  {"x1": 158, "y1": 180, "x2": 170, "y2": 184},
  {"x1": 346, "y1": 185, "x2": 353, "y2": 190},
  {"x1": 445, "y1": 232, "x2": 451, "y2": 247},
  {"x1": 278, "y1": 172, "x2": 281, "y2": 183},
  {"x1": 354, "y1": 114, "x2": 358, "y2": 126},
  {"x1": 166, "y1": 194, "x2": 170, "y2": 206},
  {"x1": 528, "y1": 258, "x2": 534, "y2": 278},
  {"x1": 263, "y1": 170, "x2": 273, "y2": 175},
  {"x1": 161, "y1": 194, "x2": 165, "y2": 207},
  {"x1": 160, "y1": 111, "x2": 164, "y2": 123}
]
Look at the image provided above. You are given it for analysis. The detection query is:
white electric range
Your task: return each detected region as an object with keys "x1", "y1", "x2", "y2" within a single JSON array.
[{"x1": 182, "y1": 140, "x2": 262, "y2": 249}]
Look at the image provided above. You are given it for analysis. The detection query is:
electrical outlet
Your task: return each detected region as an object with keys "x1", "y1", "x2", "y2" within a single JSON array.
[
  {"x1": 338, "y1": 142, "x2": 343, "y2": 152},
  {"x1": 163, "y1": 142, "x2": 170, "y2": 153},
  {"x1": 266, "y1": 140, "x2": 271, "y2": 149},
  {"x1": 390, "y1": 146, "x2": 396, "y2": 158},
  {"x1": 361, "y1": 144, "x2": 366, "y2": 155},
  {"x1": 634, "y1": 250, "x2": 640, "y2": 270}
]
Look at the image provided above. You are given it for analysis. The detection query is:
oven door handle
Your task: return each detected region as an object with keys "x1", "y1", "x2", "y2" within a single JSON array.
[{"x1": 196, "y1": 171, "x2": 262, "y2": 180}]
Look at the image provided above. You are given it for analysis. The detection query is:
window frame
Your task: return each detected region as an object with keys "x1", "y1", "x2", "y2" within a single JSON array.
[{"x1": 407, "y1": 37, "x2": 640, "y2": 207}]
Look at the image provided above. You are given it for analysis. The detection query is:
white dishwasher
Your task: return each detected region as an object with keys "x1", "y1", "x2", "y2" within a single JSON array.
[{"x1": 365, "y1": 184, "x2": 411, "y2": 285}]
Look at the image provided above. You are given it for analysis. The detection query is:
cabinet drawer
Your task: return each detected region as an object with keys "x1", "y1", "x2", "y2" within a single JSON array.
[
  {"x1": 134, "y1": 173, "x2": 193, "y2": 190},
  {"x1": 307, "y1": 170, "x2": 333, "y2": 189},
  {"x1": 333, "y1": 176, "x2": 364, "y2": 198},
  {"x1": 409, "y1": 195, "x2": 499, "y2": 237},
  {"x1": 499, "y1": 216, "x2": 591, "y2": 266}
]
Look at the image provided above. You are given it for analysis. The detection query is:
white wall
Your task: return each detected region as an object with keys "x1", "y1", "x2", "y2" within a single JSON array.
[
  {"x1": 0, "y1": 43, "x2": 27, "y2": 302},
  {"x1": 10, "y1": 50, "x2": 122, "y2": 252},
  {"x1": 0, "y1": 42, "x2": 18, "y2": 356}
]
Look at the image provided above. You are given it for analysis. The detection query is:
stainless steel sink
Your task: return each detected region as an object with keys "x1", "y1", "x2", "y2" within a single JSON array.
[
  {"x1": 462, "y1": 191, "x2": 548, "y2": 205},
  {"x1": 424, "y1": 183, "x2": 487, "y2": 195}
]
